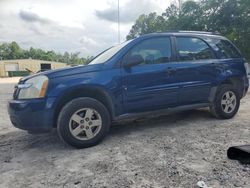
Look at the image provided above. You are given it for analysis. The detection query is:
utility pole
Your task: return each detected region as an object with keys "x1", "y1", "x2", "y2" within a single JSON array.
[
  {"x1": 178, "y1": 0, "x2": 182, "y2": 15},
  {"x1": 118, "y1": 0, "x2": 120, "y2": 44},
  {"x1": 178, "y1": 0, "x2": 182, "y2": 10}
]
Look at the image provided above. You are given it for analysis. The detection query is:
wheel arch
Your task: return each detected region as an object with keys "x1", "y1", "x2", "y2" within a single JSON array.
[
  {"x1": 220, "y1": 77, "x2": 244, "y2": 98},
  {"x1": 53, "y1": 86, "x2": 115, "y2": 127},
  {"x1": 209, "y1": 76, "x2": 245, "y2": 103}
]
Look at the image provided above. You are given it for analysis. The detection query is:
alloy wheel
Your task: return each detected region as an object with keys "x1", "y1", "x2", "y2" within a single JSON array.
[
  {"x1": 69, "y1": 108, "x2": 102, "y2": 140},
  {"x1": 221, "y1": 91, "x2": 237, "y2": 114}
]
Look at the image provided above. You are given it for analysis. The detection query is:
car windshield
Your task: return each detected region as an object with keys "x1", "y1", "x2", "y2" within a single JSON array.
[{"x1": 89, "y1": 40, "x2": 132, "y2": 64}]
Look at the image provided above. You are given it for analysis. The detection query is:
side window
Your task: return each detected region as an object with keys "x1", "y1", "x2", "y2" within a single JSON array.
[
  {"x1": 213, "y1": 39, "x2": 241, "y2": 59},
  {"x1": 125, "y1": 37, "x2": 172, "y2": 65},
  {"x1": 176, "y1": 37, "x2": 214, "y2": 61}
]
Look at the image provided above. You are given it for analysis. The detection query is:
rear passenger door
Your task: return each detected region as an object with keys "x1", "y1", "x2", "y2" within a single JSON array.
[{"x1": 174, "y1": 36, "x2": 218, "y2": 105}]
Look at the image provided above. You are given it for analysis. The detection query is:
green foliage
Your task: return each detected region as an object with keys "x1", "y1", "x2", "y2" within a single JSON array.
[
  {"x1": 126, "y1": 0, "x2": 250, "y2": 60},
  {"x1": 127, "y1": 13, "x2": 165, "y2": 40},
  {"x1": 0, "y1": 42, "x2": 92, "y2": 65}
]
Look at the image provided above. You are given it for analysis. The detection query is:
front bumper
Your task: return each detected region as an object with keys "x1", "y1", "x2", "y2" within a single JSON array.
[
  {"x1": 8, "y1": 97, "x2": 56, "y2": 132},
  {"x1": 243, "y1": 76, "x2": 249, "y2": 97}
]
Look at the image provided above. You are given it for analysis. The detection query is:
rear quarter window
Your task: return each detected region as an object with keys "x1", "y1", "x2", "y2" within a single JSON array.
[{"x1": 212, "y1": 39, "x2": 241, "y2": 59}]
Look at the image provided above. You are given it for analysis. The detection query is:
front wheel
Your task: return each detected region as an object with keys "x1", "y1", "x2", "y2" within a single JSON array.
[
  {"x1": 210, "y1": 84, "x2": 240, "y2": 119},
  {"x1": 57, "y1": 97, "x2": 110, "y2": 148}
]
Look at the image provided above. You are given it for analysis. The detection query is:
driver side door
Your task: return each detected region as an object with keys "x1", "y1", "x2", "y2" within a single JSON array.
[{"x1": 121, "y1": 37, "x2": 180, "y2": 113}]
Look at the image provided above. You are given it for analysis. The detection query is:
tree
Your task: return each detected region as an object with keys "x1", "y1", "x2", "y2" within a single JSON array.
[
  {"x1": 0, "y1": 42, "x2": 90, "y2": 65},
  {"x1": 126, "y1": 0, "x2": 250, "y2": 60},
  {"x1": 126, "y1": 13, "x2": 165, "y2": 40},
  {"x1": 9, "y1": 42, "x2": 22, "y2": 59}
]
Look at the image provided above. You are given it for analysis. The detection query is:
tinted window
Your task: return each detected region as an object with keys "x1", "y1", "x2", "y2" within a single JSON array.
[
  {"x1": 126, "y1": 37, "x2": 171, "y2": 65},
  {"x1": 213, "y1": 39, "x2": 241, "y2": 59},
  {"x1": 176, "y1": 37, "x2": 214, "y2": 61}
]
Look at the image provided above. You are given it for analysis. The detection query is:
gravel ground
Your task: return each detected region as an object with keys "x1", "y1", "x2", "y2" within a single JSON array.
[{"x1": 0, "y1": 78, "x2": 250, "y2": 188}]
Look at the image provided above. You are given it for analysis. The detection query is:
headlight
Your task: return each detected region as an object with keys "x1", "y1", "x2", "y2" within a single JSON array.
[{"x1": 18, "y1": 75, "x2": 49, "y2": 99}]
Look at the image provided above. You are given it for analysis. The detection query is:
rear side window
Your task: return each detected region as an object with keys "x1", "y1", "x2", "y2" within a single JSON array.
[
  {"x1": 126, "y1": 37, "x2": 172, "y2": 65},
  {"x1": 176, "y1": 37, "x2": 214, "y2": 61},
  {"x1": 213, "y1": 39, "x2": 241, "y2": 59}
]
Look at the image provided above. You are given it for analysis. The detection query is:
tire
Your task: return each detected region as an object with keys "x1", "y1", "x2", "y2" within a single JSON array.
[
  {"x1": 210, "y1": 84, "x2": 240, "y2": 119},
  {"x1": 57, "y1": 97, "x2": 110, "y2": 148}
]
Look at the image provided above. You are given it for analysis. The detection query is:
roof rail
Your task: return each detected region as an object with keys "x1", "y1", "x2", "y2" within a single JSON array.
[
  {"x1": 177, "y1": 30, "x2": 220, "y2": 35},
  {"x1": 140, "y1": 31, "x2": 221, "y2": 38}
]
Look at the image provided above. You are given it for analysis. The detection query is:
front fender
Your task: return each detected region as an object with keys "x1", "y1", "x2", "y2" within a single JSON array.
[{"x1": 46, "y1": 69, "x2": 123, "y2": 118}]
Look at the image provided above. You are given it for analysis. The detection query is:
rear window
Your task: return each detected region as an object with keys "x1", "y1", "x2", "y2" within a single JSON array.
[{"x1": 213, "y1": 39, "x2": 241, "y2": 59}]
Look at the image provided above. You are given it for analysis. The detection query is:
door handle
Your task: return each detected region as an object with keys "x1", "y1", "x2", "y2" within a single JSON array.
[{"x1": 165, "y1": 67, "x2": 176, "y2": 75}]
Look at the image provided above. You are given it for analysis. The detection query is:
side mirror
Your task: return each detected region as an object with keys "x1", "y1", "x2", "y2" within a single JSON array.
[{"x1": 124, "y1": 54, "x2": 144, "y2": 67}]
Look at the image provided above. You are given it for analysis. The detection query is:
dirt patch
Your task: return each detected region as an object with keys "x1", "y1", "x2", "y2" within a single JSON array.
[{"x1": 0, "y1": 82, "x2": 250, "y2": 188}]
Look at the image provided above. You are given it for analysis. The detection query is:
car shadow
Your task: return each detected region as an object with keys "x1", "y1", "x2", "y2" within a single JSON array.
[
  {"x1": 109, "y1": 108, "x2": 213, "y2": 136},
  {"x1": 0, "y1": 108, "x2": 214, "y2": 153}
]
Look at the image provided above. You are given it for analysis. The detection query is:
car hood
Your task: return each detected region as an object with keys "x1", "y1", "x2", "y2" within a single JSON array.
[{"x1": 20, "y1": 63, "x2": 104, "y2": 82}]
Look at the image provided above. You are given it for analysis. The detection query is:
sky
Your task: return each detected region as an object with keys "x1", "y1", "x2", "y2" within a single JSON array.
[{"x1": 0, "y1": 0, "x2": 173, "y2": 57}]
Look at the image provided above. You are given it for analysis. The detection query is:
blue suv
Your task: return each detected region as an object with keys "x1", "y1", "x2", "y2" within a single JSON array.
[{"x1": 8, "y1": 32, "x2": 249, "y2": 148}]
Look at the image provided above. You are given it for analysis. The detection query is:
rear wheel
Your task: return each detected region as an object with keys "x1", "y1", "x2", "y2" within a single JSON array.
[
  {"x1": 210, "y1": 84, "x2": 240, "y2": 119},
  {"x1": 57, "y1": 97, "x2": 110, "y2": 148}
]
